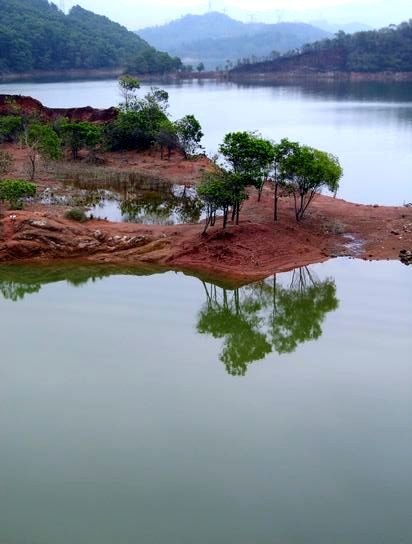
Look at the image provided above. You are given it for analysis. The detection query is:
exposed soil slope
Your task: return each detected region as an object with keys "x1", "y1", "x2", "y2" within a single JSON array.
[{"x1": 1, "y1": 189, "x2": 411, "y2": 282}]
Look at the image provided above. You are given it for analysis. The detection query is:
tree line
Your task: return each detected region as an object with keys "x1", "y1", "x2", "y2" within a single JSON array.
[
  {"x1": 232, "y1": 20, "x2": 412, "y2": 74},
  {"x1": 0, "y1": 0, "x2": 181, "y2": 74},
  {"x1": 0, "y1": 78, "x2": 342, "y2": 224}
]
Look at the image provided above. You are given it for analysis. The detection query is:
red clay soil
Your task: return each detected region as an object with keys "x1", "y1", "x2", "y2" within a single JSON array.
[
  {"x1": 0, "y1": 94, "x2": 117, "y2": 123},
  {"x1": 1, "y1": 143, "x2": 411, "y2": 281},
  {"x1": 1, "y1": 188, "x2": 411, "y2": 283}
]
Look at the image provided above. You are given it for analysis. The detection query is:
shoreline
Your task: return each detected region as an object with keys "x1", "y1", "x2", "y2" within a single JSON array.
[
  {"x1": 1, "y1": 192, "x2": 411, "y2": 284},
  {"x1": 3, "y1": 69, "x2": 412, "y2": 85}
]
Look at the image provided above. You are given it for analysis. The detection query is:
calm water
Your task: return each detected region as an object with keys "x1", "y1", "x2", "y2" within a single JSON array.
[
  {"x1": 1, "y1": 78, "x2": 411, "y2": 542},
  {"x1": 1, "y1": 78, "x2": 412, "y2": 205},
  {"x1": 0, "y1": 259, "x2": 411, "y2": 544}
]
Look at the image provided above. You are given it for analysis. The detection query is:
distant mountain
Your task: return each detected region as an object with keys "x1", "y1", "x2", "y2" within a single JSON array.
[
  {"x1": 231, "y1": 20, "x2": 412, "y2": 76},
  {"x1": 0, "y1": 0, "x2": 181, "y2": 75},
  {"x1": 138, "y1": 12, "x2": 330, "y2": 69}
]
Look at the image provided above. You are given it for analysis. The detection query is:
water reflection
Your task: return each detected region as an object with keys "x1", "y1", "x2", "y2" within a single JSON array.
[
  {"x1": 45, "y1": 168, "x2": 203, "y2": 225},
  {"x1": 0, "y1": 264, "x2": 339, "y2": 375},
  {"x1": 198, "y1": 267, "x2": 339, "y2": 376}
]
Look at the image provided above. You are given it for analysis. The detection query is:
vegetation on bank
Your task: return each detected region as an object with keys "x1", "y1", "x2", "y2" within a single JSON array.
[
  {"x1": 232, "y1": 20, "x2": 412, "y2": 74},
  {"x1": 0, "y1": 83, "x2": 342, "y2": 226},
  {"x1": 198, "y1": 132, "x2": 343, "y2": 231},
  {"x1": 0, "y1": 0, "x2": 181, "y2": 74}
]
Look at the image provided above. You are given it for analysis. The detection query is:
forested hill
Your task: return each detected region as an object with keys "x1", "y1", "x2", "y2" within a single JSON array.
[
  {"x1": 0, "y1": 0, "x2": 181, "y2": 74},
  {"x1": 138, "y1": 12, "x2": 330, "y2": 69},
  {"x1": 231, "y1": 21, "x2": 412, "y2": 75}
]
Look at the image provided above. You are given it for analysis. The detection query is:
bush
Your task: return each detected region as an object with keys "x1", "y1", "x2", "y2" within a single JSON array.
[
  {"x1": 0, "y1": 115, "x2": 24, "y2": 143},
  {"x1": 0, "y1": 151, "x2": 13, "y2": 175},
  {"x1": 0, "y1": 179, "x2": 36, "y2": 208},
  {"x1": 65, "y1": 208, "x2": 88, "y2": 222}
]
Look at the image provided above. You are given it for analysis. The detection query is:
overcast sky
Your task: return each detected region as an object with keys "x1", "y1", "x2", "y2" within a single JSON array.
[{"x1": 62, "y1": 0, "x2": 411, "y2": 30}]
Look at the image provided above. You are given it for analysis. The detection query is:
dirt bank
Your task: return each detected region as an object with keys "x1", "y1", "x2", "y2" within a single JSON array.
[
  {"x1": 1, "y1": 188, "x2": 411, "y2": 282},
  {"x1": 0, "y1": 94, "x2": 118, "y2": 123}
]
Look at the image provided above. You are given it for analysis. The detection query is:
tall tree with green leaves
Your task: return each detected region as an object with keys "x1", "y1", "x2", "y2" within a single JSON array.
[
  {"x1": 219, "y1": 131, "x2": 275, "y2": 201},
  {"x1": 279, "y1": 144, "x2": 343, "y2": 221},
  {"x1": 118, "y1": 75, "x2": 141, "y2": 110},
  {"x1": 58, "y1": 120, "x2": 102, "y2": 160},
  {"x1": 23, "y1": 123, "x2": 61, "y2": 180},
  {"x1": 175, "y1": 115, "x2": 204, "y2": 159}
]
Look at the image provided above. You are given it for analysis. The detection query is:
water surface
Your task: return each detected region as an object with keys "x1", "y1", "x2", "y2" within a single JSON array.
[
  {"x1": 1, "y1": 78, "x2": 412, "y2": 205},
  {"x1": 0, "y1": 259, "x2": 411, "y2": 544}
]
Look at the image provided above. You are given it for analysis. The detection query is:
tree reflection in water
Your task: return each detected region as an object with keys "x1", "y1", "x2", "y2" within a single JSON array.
[
  {"x1": 0, "y1": 265, "x2": 339, "y2": 376},
  {"x1": 197, "y1": 267, "x2": 339, "y2": 376}
]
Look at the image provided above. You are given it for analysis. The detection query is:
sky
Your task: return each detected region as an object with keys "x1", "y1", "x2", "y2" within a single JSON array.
[{"x1": 61, "y1": 0, "x2": 411, "y2": 30}]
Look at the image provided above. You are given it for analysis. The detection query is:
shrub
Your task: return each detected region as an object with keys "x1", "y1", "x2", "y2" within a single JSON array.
[
  {"x1": 65, "y1": 208, "x2": 88, "y2": 222},
  {"x1": 0, "y1": 179, "x2": 36, "y2": 208},
  {"x1": 0, "y1": 115, "x2": 24, "y2": 143},
  {"x1": 0, "y1": 151, "x2": 13, "y2": 175}
]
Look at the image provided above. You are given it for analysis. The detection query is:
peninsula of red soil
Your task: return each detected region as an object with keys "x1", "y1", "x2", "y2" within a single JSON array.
[{"x1": 1, "y1": 144, "x2": 411, "y2": 282}]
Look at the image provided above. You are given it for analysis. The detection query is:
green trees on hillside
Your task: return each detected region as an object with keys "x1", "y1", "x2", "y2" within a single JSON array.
[
  {"x1": 234, "y1": 20, "x2": 412, "y2": 74},
  {"x1": 0, "y1": 0, "x2": 181, "y2": 74}
]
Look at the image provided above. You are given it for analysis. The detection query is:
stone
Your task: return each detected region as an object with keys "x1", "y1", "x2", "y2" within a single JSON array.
[{"x1": 399, "y1": 249, "x2": 412, "y2": 265}]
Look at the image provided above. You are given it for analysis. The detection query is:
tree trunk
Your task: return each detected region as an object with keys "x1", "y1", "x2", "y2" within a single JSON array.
[{"x1": 274, "y1": 182, "x2": 279, "y2": 222}]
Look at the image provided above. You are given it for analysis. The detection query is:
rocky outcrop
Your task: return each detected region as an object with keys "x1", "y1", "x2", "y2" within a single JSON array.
[
  {"x1": 0, "y1": 95, "x2": 118, "y2": 123},
  {"x1": 400, "y1": 249, "x2": 412, "y2": 266}
]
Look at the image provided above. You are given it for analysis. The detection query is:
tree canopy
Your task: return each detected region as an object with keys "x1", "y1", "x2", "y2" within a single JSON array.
[
  {"x1": 232, "y1": 20, "x2": 412, "y2": 74},
  {"x1": 0, "y1": 0, "x2": 181, "y2": 74}
]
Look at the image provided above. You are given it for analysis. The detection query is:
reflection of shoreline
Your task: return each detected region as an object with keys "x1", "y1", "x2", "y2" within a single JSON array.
[
  {"x1": 198, "y1": 267, "x2": 339, "y2": 376},
  {"x1": 0, "y1": 264, "x2": 339, "y2": 377}
]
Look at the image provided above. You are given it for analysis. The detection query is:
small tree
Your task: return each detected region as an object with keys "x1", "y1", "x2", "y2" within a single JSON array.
[
  {"x1": 175, "y1": 115, "x2": 204, "y2": 158},
  {"x1": 118, "y1": 75, "x2": 140, "y2": 109},
  {"x1": 197, "y1": 62, "x2": 205, "y2": 73},
  {"x1": 155, "y1": 119, "x2": 179, "y2": 159},
  {"x1": 23, "y1": 123, "x2": 61, "y2": 180},
  {"x1": 279, "y1": 144, "x2": 343, "y2": 221},
  {"x1": 0, "y1": 179, "x2": 36, "y2": 209},
  {"x1": 0, "y1": 115, "x2": 24, "y2": 143},
  {"x1": 197, "y1": 168, "x2": 247, "y2": 232},
  {"x1": 220, "y1": 131, "x2": 275, "y2": 201},
  {"x1": 271, "y1": 138, "x2": 299, "y2": 221},
  {"x1": 59, "y1": 120, "x2": 102, "y2": 160},
  {"x1": 0, "y1": 151, "x2": 12, "y2": 175}
]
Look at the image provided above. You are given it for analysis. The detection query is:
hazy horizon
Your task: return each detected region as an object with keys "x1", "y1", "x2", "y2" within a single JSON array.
[{"x1": 60, "y1": 0, "x2": 411, "y2": 30}]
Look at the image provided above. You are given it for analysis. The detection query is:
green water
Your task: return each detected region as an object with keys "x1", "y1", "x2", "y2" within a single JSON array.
[{"x1": 0, "y1": 258, "x2": 411, "y2": 543}]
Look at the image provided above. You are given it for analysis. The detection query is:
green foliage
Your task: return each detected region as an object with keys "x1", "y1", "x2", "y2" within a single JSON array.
[
  {"x1": 0, "y1": 178, "x2": 36, "y2": 208},
  {"x1": 24, "y1": 122, "x2": 61, "y2": 180},
  {"x1": 127, "y1": 48, "x2": 182, "y2": 75},
  {"x1": 26, "y1": 123, "x2": 61, "y2": 160},
  {"x1": 175, "y1": 115, "x2": 204, "y2": 158},
  {"x1": 64, "y1": 208, "x2": 87, "y2": 222},
  {"x1": 234, "y1": 20, "x2": 412, "y2": 74},
  {"x1": 197, "y1": 62, "x2": 205, "y2": 72},
  {"x1": 118, "y1": 75, "x2": 140, "y2": 108},
  {"x1": 0, "y1": 0, "x2": 181, "y2": 74},
  {"x1": 197, "y1": 168, "x2": 247, "y2": 231},
  {"x1": 0, "y1": 150, "x2": 12, "y2": 175},
  {"x1": 57, "y1": 120, "x2": 102, "y2": 160},
  {"x1": 279, "y1": 143, "x2": 343, "y2": 220},
  {"x1": 197, "y1": 267, "x2": 339, "y2": 376},
  {"x1": 220, "y1": 131, "x2": 275, "y2": 198},
  {"x1": 0, "y1": 115, "x2": 24, "y2": 143},
  {"x1": 106, "y1": 88, "x2": 170, "y2": 151}
]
